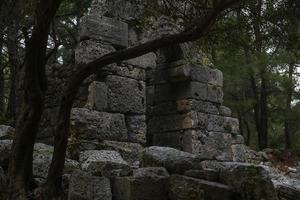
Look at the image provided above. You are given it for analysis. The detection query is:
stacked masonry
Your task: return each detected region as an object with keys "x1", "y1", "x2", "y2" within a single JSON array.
[
  {"x1": 147, "y1": 56, "x2": 245, "y2": 161},
  {"x1": 70, "y1": 9, "x2": 151, "y2": 153}
]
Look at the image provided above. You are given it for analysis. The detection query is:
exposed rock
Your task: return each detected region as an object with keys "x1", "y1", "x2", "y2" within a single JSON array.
[
  {"x1": 70, "y1": 108, "x2": 128, "y2": 141},
  {"x1": 113, "y1": 167, "x2": 169, "y2": 200},
  {"x1": 142, "y1": 146, "x2": 202, "y2": 174},
  {"x1": 68, "y1": 170, "x2": 112, "y2": 200},
  {"x1": 169, "y1": 175, "x2": 237, "y2": 200},
  {"x1": 277, "y1": 184, "x2": 300, "y2": 200},
  {"x1": 0, "y1": 125, "x2": 15, "y2": 139},
  {"x1": 79, "y1": 150, "x2": 131, "y2": 177}
]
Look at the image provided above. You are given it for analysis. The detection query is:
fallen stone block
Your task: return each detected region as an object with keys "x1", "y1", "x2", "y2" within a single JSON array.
[
  {"x1": 169, "y1": 175, "x2": 237, "y2": 200},
  {"x1": 79, "y1": 150, "x2": 131, "y2": 177},
  {"x1": 142, "y1": 146, "x2": 202, "y2": 174},
  {"x1": 68, "y1": 170, "x2": 112, "y2": 200},
  {"x1": 113, "y1": 167, "x2": 169, "y2": 200}
]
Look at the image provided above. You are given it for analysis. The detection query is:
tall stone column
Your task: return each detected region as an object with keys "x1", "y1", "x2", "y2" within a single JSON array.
[{"x1": 148, "y1": 45, "x2": 245, "y2": 161}]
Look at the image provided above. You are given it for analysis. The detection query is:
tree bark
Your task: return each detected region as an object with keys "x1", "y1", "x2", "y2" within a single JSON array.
[
  {"x1": 259, "y1": 75, "x2": 268, "y2": 149},
  {"x1": 0, "y1": 37, "x2": 4, "y2": 116},
  {"x1": 8, "y1": 0, "x2": 63, "y2": 198},
  {"x1": 44, "y1": 1, "x2": 241, "y2": 197},
  {"x1": 6, "y1": 19, "x2": 20, "y2": 126},
  {"x1": 284, "y1": 63, "x2": 294, "y2": 149}
]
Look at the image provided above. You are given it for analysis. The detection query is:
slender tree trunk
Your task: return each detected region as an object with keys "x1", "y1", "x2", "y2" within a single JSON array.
[
  {"x1": 0, "y1": 38, "x2": 4, "y2": 116},
  {"x1": 6, "y1": 22, "x2": 19, "y2": 126},
  {"x1": 284, "y1": 63, "x2": 294, "y2": 149},
  {"x1": 259, "y1": 76, "x2": 268, "y2": 149}
]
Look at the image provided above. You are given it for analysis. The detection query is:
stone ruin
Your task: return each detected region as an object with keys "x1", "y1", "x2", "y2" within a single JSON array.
[{"x1": 0, "y1": 0, "x2": 300, "y2": 200}]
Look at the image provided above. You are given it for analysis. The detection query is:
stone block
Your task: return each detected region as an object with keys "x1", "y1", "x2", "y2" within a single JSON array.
[
  {"x1": 96, "y1": 141, "x2": 143, "y2": 167},
  {"x1": 207, "y1": 115, "x2": 239, "y2": 134},
  {"x1": 207, "y1": 68, "x2": 223, "y2": 87},
  {"x1": 70, "y1": 108, "x2": 128, "y2": 141},
  {"x1": 106, "y1": 75, "x2": 145, "y2": 114},
  {"x1": 148, "y1": 112, "x2": 198, "y2": 133},
  {"x1": 103, "y1": 64, "x2": 145, "y2": 81},
  {"x1": 155, "y1": 82, "x2": 207, "y2": 103},
  {"x1": 142, "y1": 146, "x2": 202, "y2": 174},
  {"x1": 207, "y1": 84, "x2": 223, "y2": 103},
  {"x1": 152, "y1": 131, "x2": 194, "y2": 153},
  {"x1": 191, "y1": 131, "x2": 234, "y2": 161},
  {"x1": 125, "y1": 115, "x2": 146, "y2": 144},
  {"x1": 113, "y1": 168, "x2": 169, "y2": 200},
  {"x1": 152, "y1": 99, "x2": 219, "y2": 116},
  {"x1": 231, "y1": 144, "x2": 246, "y2": 162},
  {"x1": 219, "y1": 105, "x2": 232, "y2": 116},
  {"x1": 86, "y1": 81, "x2": 107, "y2": 111},
  {"x1": 169, "y1": 175, "x2": 236, "y2": 200},
  {"x1": 80, "y1": 15, "x2": 128, "y2": 48},
  {"x1": 68, "y1": 170, "x2": 112, "y2": 200},
  {"x1": 124, "y1": 52, "x2": 157, "y2": 69},
  {"x1": 75, "y1": 40, "x2": 115, "y2": 64},
  {"x1": 79, "y1": 150, "x2": 131, "y2": 177},
  {"x1": 184, "y1": 169, "x2": 219, "y2": 182}
]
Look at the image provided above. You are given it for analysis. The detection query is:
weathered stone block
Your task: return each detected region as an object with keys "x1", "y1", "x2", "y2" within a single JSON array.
[
  {"x1": 155, "y1": 82, "x2": 207, "y2": 103},
  {"x1": 142, "y1": 146, "x2": 202, "y2": 174},
  {"x1": 86, "y1": 81, "x2": 107, "y2": 111},
  {"x1": 231, "y1": 144, "x2": 247, "y2": 162},
  {"x1": 96, "y1": 141, "x2": 143, "y2": 167},
  {"x1": 207, "y1": 68, "x2": 223, "y2": 87},
  {"x1": 80, "y1": 15, "x2": 128, "y2": 48},
  {"x1": 169, "y1": 175, "x2": 236, "y2": 200},
  {"x1": 184, "y1": 169, "x2": 219, "y2": 182},
  {"x1": 79, "y1": 150, "x2": 131, "y2": 177},
  {"x1": 113, "y1": 167, "x2": 169, "y2": 200},
  {"x1": 152, "y1": 99, "x2": 219, "y2": 116},
  {"x1": 125, "y1": 115, "x2": 146, "y2": 144},
  {"x1": 124, "y1": 52, "x2": 157, "y2": 69},
  {"x1": 148, "y1": 112, "x2": 198, "y2": 133},
  {"x1": 103, "y1": 64, "x2": 145, "y2": 81},
  {"x1": 207, "y1": 84, "x2": 223, "y2": 103},
  {"x1": 75, "y1": 40, "x2": 115, "y2": 64},
  {"x1": 106, "y1": 75, "x2": 145, "y2": 114},
  {"x1": 70, "y1": 108, "x2": 128, "y2": 141},
  {"x1": 68, "y1": 170, "x2": 112, "y2": 200},
  {"x1": 207, "y1": 115, "x2": 239, "y2": 134},
  {"x1": 219, "y1": 105, "x2": 232, "y2": 116},
  {"x1": 191, "y1": 131, "x2": 234, "y2": 161},
  {"x1": 152, "y1": 131, "x2": 193, "y2": 153}
]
